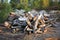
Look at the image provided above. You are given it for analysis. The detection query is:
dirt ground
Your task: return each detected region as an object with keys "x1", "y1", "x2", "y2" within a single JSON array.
[{"x1": 0, "y1": 22, "x2": 60, "y2": 40}]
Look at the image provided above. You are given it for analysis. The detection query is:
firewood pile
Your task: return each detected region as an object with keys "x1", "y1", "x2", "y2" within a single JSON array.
[{"x1": 0, "y1": 10, "x2": 59, "y2": 34}]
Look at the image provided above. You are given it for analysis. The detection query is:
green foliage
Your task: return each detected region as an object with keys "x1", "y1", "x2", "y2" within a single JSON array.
[
  {"x1": 10, "y1": 0, "x2": 60, "y2": 10},
  {"x1": 33, "y1": 0, "x2": 40, "y2": 9},
  {"x1": 10, "y1": 0, "x2": 18, "y2": 9},
  {"x1": 58, "y1": 2, "x2": 60, "y2": 7},
  {"x1": 0, "y1": 3, "x2": 12, "y2": 23}
]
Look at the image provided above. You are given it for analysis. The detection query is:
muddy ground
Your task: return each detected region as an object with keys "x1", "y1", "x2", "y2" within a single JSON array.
[{"x1": 0, "y1": 22, "x2": 60, "y2": 40}]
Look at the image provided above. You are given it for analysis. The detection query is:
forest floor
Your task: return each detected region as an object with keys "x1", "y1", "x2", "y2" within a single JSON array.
[{"x1": 0, "y1": 22, "x2": 60, "y2": 40}]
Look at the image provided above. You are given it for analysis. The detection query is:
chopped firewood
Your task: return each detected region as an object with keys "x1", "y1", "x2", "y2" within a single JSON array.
[
  {"x1": 35, "y1": 28, "x2": 43, "y2": 34},
  {"x1": 0, "y1": 30, "x2": 3, "y2": 33},
  {"x1": 4, "y1": 21, "x2": 11, "y2": 29},
  {"x1": 44, "y1": 29, "x2": 48, "y2": 33},
  {"x1": 27, "y1": 27, "x2": 33, "y2": 31}
]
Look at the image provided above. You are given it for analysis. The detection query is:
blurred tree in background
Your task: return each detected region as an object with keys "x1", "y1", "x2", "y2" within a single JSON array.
[
  {"x1": 10, "y1": 0, "x2": 60, "y2": 10},
  {"x1": 0, "y1": 3, "x2": 12, "y2": 23},
  {"x1": 42, "y1": 0, "x2": 49, "y2": 8},
  {"x1": 0, "y1": 0, "x2": 60, "y2": 23},
  {"x1": 10, "y1": 0, "x2": 17, "y2": 9},
  {"x1": 32, "y1": 0, "x2": 42, "y2": 10},
  {"x1": 20, "y1": 0, "x2": 31, "y2": 11}
]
